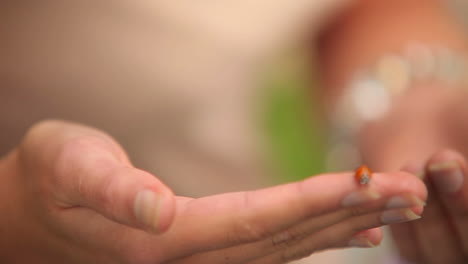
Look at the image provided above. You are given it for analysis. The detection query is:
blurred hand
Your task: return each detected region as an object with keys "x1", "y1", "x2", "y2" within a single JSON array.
[
  {"x1": 357, "y1": 86, "x2": 468, "y2": 263},
  {"x1": 392, "y1": 149, "x2": 468, "y2": 264},
  {"x1": 361, "y1": 85, "x2": 468, "y2": 171},
  {"x1": 0, "y1": 120, "x2": 427, "y2": 264}
]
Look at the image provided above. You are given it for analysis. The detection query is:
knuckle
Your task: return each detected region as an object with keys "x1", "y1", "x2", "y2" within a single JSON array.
[
  {"x1": 54, "y1": 135, "x2": 119, "y2": 203},
  {"x1": 26, "y1": 119, "x2": 66, "y2": 137},
  {"x1": 18, "y1": 120, "x2": 65, "y2": 158},
  {"x1": 15, "y1": 120, "x2": 70, "y2": 191},
  {"x1": 15, "y1": 120, "x2": 124, "y2": 209}
]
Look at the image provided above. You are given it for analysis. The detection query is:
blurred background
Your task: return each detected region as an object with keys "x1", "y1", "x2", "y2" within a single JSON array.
[
  {"x1": 0, "y1": 0, "x2": 341, "y2": 197},
  {"x1": 1, "y1": 1, "x2": 467, "y2": 263}
]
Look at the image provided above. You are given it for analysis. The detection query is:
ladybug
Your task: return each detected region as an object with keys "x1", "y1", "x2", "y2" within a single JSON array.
[{"x1": 355, "y1": 165, "x2": 372, "y2": 185}]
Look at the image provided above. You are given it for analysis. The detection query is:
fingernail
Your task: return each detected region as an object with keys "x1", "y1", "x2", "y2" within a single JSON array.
[
  {"x1": 134, "y1": 190, "x2": 162, "y2": 232},
  {"x1": 386, "y1": 195, "x2": 426, "y2": 209},
  {"x1": 348, "y1": 237, "x2": 376, "y2": 248},
  {"x1": 381, "y1": 208, "x2": 421, "y2": 224},
  {"x1": 341, "y1": 189, "x2": 381, "y2": 207},
  {"x1": 428, "y1": 161, "x2": 464, "y2": 194}
]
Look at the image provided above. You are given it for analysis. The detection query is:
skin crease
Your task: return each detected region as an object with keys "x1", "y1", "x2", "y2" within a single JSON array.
[{"x1": 0, "y1": 1, "x2": 466, "y2": 264}]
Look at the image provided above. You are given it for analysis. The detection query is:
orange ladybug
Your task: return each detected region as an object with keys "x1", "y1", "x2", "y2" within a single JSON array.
[{"x1": 355, "y1": 165, "x2": 372, "y2": 185}]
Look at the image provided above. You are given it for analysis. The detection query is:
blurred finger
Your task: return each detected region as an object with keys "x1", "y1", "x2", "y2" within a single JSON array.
[
  {"x1": 426, "y1": 150, "x2": 468, "y2": 261},
  {"x1": 413, "y1": 179, "x2": 463, "y2": 263},
  {"x1": 390, "y1": 162, "x2": 426, "y2": 263},
  {"x1": 391, "y1": 151, "x2": 464, "y2": 264}
]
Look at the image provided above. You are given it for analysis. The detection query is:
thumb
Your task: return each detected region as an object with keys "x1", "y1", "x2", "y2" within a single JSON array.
[
  {"x1": 23, "y1": 120, "x2": 176, "y2": 233},
  {"x1": 54, "y1": 135, "x2": 176, "y2": 233}
]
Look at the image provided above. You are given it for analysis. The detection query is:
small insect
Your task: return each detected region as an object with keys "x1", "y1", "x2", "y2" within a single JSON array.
[{"x1": 355, "y1": 165, "x2": 372, "y2": 185}]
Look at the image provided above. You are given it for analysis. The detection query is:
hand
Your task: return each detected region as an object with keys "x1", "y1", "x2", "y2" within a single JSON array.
[
  {"x1": 359, "y1": 85, "x2": 459, "y2": 171},
  {"x1": 392, "y1": 149, "x2": 468, "y2": 264},
  {"x1": 354, "y1": 85, "x2": 468, "y2": 263},
  {"x1": 0, "y1": 120, "x2": 427, "y2": 264}
]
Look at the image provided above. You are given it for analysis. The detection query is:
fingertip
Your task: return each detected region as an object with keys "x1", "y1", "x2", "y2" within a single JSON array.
[
  {"x1": 373, "y1": 171, "x2": 428, "y2": 202},
  {"x1": 349, "y1": 228, "x2": 382, "y2": 248},
  {"x1": 426, "y1": 149, "x2": 466, "y2": 167},
  {"x1": 77, "y1": 165, "x2": 177, "y2": 234},
  {"x1": 132, "y1": 176, "x2": 176, "y2": 234},
  {"x1": 153, "y1": 189, "x2": 176, "y2": 233},
  {"x1": 401, "y1": 161, "x2": 426, "y2": 179},
  {"x1": 305, "y1": 171, "x2": 427, "y2": 214},
  {"x1": 362, "y1": 227, "x2": 383, "y2": 247},
  {"x1": 426, "y1": 149, "x2": 466, "y2": 195},
  {"x1": 410, "y1": 205, "x2": 425, "y2": 216}
]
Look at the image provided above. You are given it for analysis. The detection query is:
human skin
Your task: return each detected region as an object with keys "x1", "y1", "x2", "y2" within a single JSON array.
[
  {"x1": 318, "y1": 0, "x2": 468, "y2": 263},
  {"x1": 394, "y1": 150, "x2": 468, "y2": 264},
  {"x1": 0, "y1": 0, "x2": 461, "y2": 263},
  {"x1": 0, "y1": 120, "x2": 427, "y2": 263}
]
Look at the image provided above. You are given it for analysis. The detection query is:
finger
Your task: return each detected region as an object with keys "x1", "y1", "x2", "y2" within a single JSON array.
[
  {"x1": 390, "y1": 162, "x2": 426, "y2": 263},
  {"x1": 426, "y1": 149, "x2": 468, "y2": 261},
  {"x1": 171, "y1": 192, "x2": 424, "y2": 264},
  {"x1": 392, "y1": 151, "x2": 461, "y2": 264},
  {"x1": 160, "y1": 171, "x2": 427, "y2": 259},
  {"x1": 346, "y1": 227, "x2": 383, "y2": 248},
  {"x1": 413, "y1": 177, "x2": 463, "y2": 263},
  {"x1": 24, "y1": 120, "x2": 176, "y2": 233},
  {"x1": 246, "y1": 211, "x2": 392, "y2": 264}
]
